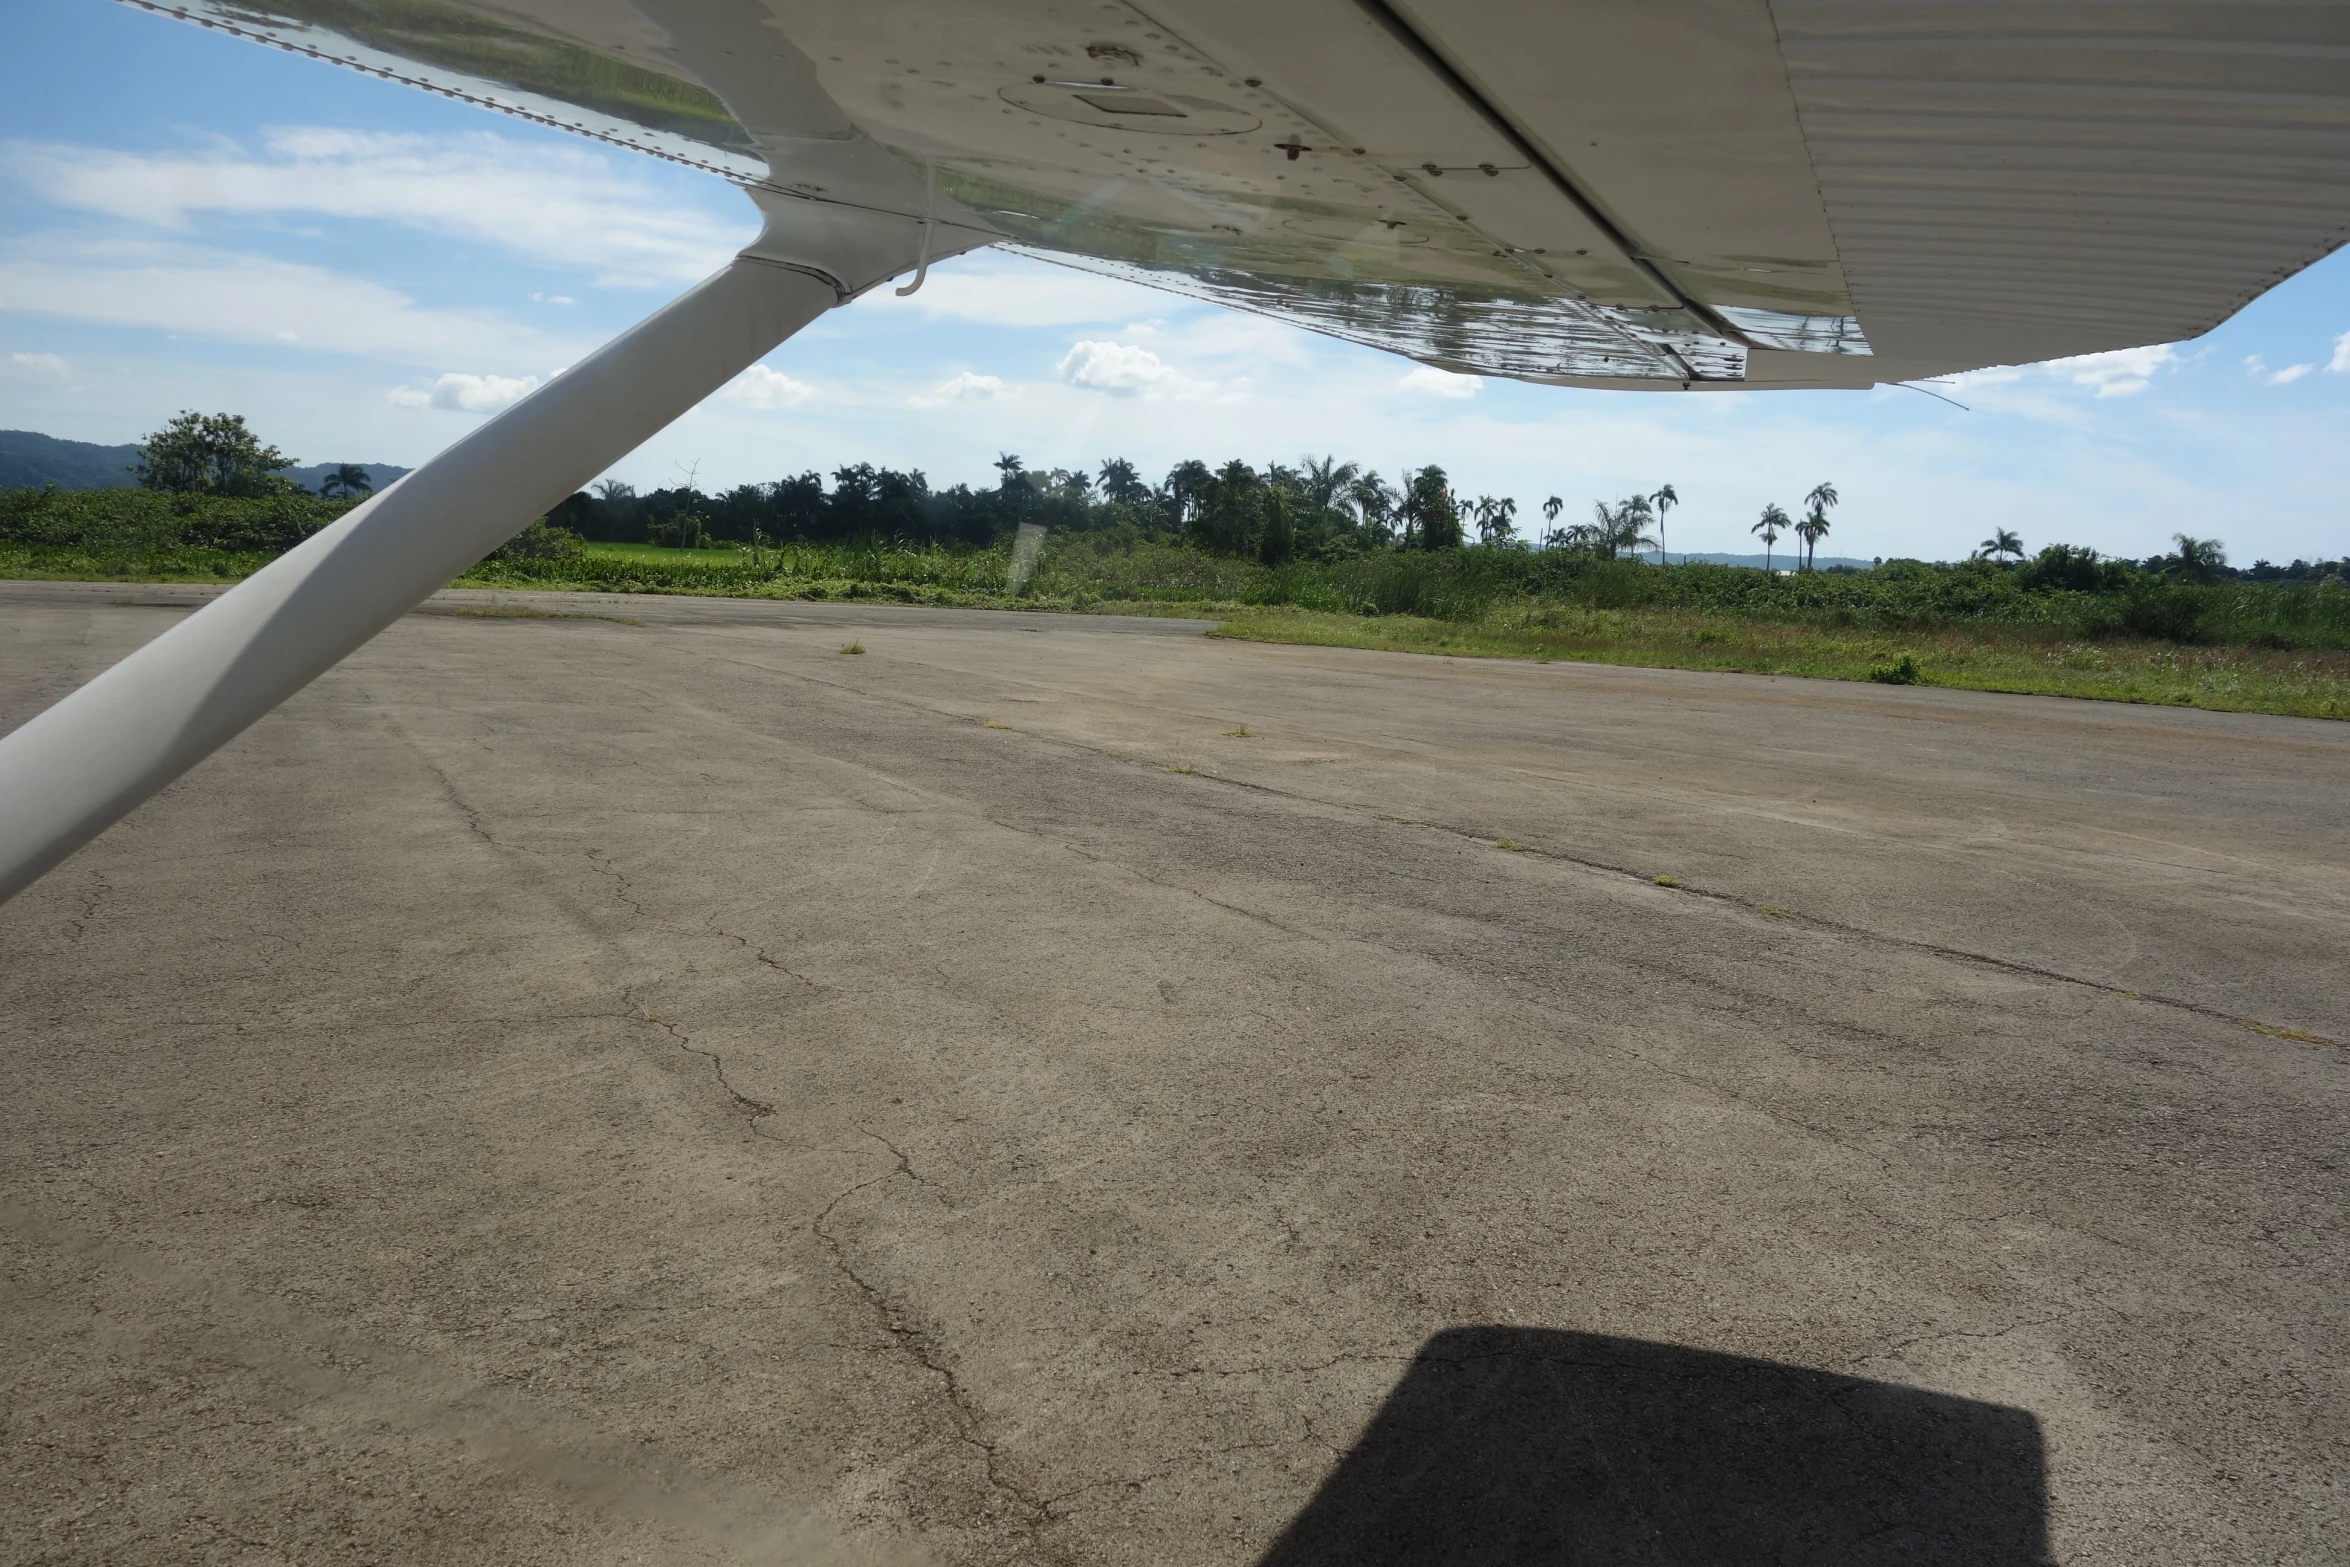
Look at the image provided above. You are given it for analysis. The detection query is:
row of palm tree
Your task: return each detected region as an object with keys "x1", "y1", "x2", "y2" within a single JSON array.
[
  {"x1": 1537, "y1": 484, "x2": 1680, "y2": 560},
  {"x1": 1751, "y1": 482, "x2": 1840, "y2": 571}
]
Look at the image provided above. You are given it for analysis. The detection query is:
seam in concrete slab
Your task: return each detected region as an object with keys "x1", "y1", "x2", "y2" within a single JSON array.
[
  {"x1": 1179, "y1": 767, "x2": 2344, "y2": 1054},
  {"x1": 677, "y1": 648, "x2": 2337, "y2": 1051}
]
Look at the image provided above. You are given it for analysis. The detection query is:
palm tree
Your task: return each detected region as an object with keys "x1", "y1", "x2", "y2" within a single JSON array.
[
  {"x1": 1346, "y1": 471, "x2": 1397, "y2": 544},
  {"x1": 1801, "y1": 482, "x2": 1838, "y2": 570},
  {"x1": 1540, "y1": 494, "x2": 1566, "y2": 549},
  {"x1": 1586, "y1": 496, "x2": 1656, "y2": 560},
  {"x1": 1400, "y1": 465, "x2": 1461, "y2": 549},
  {"x1": 1472, "y1": 495, "x2": 1519, "y2": 547},
  {"x1": 1795, "y1": 508, "x2": 1831, "y2": 570},
  {"x1": 318, "y1": 462, "x2": 373, "y2": 500},
  {"x1": 1097, "y1": 456, "x2": 1149, "y2": 506},
  {"x1": 1160, "y1": 459, "x2": 1212, "y2": 528},
  {"x1": 1752, "y1": 504, "x2": 1789, "y2": 571},
  {"x1": 1978, "y1": 527, "x2": 2024, "y2": 565},
  {"x1": 1302, "y1": 454, "x2": 1360, "y2": 513},
  {"x1": 1649, "y1": 483, "x2": 1678, "y2": 564},
  {"x1": 2168, "y1": 534, "x2": 2228, "y2": 583}
]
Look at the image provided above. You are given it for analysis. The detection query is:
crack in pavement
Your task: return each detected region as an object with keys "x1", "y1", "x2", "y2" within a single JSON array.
[
  {"x1": 1850, "y1": 1305, "x2": 2091, "y2": 1373},
  {"x1": 1052, "y1": 837, "x2": 1308, "y2": 939},
  {"x1": 810, "y1": 1130, "x2": 1059, "y2": 1554},
  {"x1": 699, "y1": 915, "x2": 822, "y2": 989},
  {"x1": 583, "y1": 849, "x2": 649, "y2": 918},
  {"x1": 62, "y1": 867, "x2": 110, "y2": 944},
  {"x1": 620, "y1": 984, "x2": 778, "y2": 1129}
]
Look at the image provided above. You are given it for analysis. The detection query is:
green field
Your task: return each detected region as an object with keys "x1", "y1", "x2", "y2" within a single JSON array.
[
  {"x1": 7, "y1": 532, "x2": 2347, "y2": 721},
  {"x1": 1204, "y1": 606, "x2": 2350, "y2": 720}
]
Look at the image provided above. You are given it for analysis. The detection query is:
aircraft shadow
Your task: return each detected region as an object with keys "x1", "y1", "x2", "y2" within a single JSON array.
[{"x1": 1258, "y1": 1327, "x2": 2050, "y2": 1566}]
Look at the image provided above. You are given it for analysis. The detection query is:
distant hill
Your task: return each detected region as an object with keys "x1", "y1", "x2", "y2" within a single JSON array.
[
  {"x1": 0, "y1": 429, "x2": 407, "y2": 496},
  {"x1": 0, "y1": 429, "x2": 139, "y2": 490}
]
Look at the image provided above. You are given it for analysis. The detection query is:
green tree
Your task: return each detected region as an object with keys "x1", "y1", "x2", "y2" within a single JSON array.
[
  {"x1": 1978, "y1": 526, "x2": 2024, "y2": 565},
  {"x1": 1097, "y1": 457, "x2": 1150, "y2": 506},
  {"x1": 318, "y1": 462, "x2": 374, "y2": 500},
  {"x1": 1539, "y1": 495, "x2": 1567, "y2": 549},
  {"x1": 1301, "y1": 454, "x2": 1359, "y2": 516},
  {"x1": 1401, "y1": 465, "x2": 1461, "y2": 549},
  {"x1": 1347, "y1": 471, "x2": 1398, "y2": 545},
  {"x1": 2166, "y1": 533, "x2": 2228, "y2": 583},
  {"x1": 1472, "y1": 494, "x2": 1519, "y2": 548},
  {"x1": 1196, "y1": 459, "x2": 1262, "y2": 554},
  {"x1": 1795, "y1": 507, "x2": 1831, "y2": 570},
  {"x1": 1649, "y1": 483, "x2": 1678, "y2": 564},
  {"x1": 1160, "y1": 459, "x2": 1213, "y2": 531},
  {"x1": 1801, "y1": 481, "x2": 1839, "y2": 570},
  {"x1": 1583, "y1": 496, "x2": 1655, "y2": 560},
  {"x1": 1259, "y1": 481, "x2": 1297, "y2": 565},
  {"x1": 1752, "y1": 503, "x2": 1790, "y2": 572},
  {"x1": 134, "y1": 411, "x2": 295, "y2": 497}
]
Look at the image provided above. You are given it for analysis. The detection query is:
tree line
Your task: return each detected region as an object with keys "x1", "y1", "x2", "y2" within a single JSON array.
[
  {"x1": 552, "y1": 453, "x2": 1516, "y2": 564},
  {"x1": 97, "y1": 411, "x2": 2344, "y2": 585}
]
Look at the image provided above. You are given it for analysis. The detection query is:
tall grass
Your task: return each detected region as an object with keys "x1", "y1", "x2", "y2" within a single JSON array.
[
  {"x1": 1033, "y1": 537, "x2": 2350, "y2": 649},
  {"x1": 466, "y1": 539, "x2": 1019, "y2": 599}
]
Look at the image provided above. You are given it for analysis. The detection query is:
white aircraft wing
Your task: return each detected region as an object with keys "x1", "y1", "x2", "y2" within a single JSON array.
[{"x1": 127, "y1": 0, "x2": 2350, "y2": 390}]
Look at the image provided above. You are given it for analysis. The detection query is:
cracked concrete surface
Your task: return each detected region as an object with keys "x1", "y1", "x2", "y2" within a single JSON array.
[{"x1": 2, "y1": 580, "x2": 2346, "y2": 1564}]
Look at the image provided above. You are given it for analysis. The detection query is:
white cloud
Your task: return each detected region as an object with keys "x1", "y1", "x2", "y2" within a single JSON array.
[
  {"x1": 2330, "y1": 330, "x2": 2350, "y2": 373},
  {"x1": 723, "y1": 364, "x2": 817, "y2": 410},
  {"x1": 0, "y1": 237, "x2": 569, "y2": 367},
  {"x1": 2244, "y1": 354, "x2": 2314, "y2": 386},
  {"x1": 8, "y1": 351, "x2": 68, "y2": 377},
  {"x1": 910, "y1": 371, "x2": 1010, "y2": 408},
  {"x1": 5, "y1": 129, "x2": 749, "y2": 288},
  {"x1": 2048, "y1": 343, "x2": 2178, "y2": 398},
  {"x1": 531, "y1": 292, "x2": 577, "y2": 306},
  {"x1": 391, "y1": 371, "x2": 540, "y2": 414},
  {"x1": 1400, "y1": 364, "x2": 1482, "y2": 399},
  {"x1": 1059, "y1": 339, "x2": 1172, "y2": 396}
]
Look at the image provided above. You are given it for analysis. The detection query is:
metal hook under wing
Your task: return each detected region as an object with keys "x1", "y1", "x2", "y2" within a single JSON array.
[{"x1": 896, "y1": 162, "x2": 938, "y2": 298}]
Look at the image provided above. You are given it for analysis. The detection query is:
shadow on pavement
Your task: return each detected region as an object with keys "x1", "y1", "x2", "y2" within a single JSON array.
[{"x1": 1259, "y1": 1327, "x2": 2050, "y2": 1566}]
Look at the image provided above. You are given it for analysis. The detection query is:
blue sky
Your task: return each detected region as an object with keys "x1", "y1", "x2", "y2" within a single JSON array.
[{"x1": 3, "y1": 0, "x2": 2346, "y2": 565}]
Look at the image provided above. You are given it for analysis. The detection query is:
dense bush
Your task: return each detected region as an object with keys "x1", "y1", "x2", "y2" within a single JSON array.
[
  {"x1": 489, "y1": 519, "x2": 585, "y2": 561},
  {"x1": 0, "y1": 485, "x2": 352, "y2": 553},
  {"x1": 1034, "y1": 535, "x2": 2350, "y2": 649}
]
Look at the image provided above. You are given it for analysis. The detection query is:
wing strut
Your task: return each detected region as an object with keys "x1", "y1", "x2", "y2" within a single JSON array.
[{"x1": 0, "y1": 190, "x2": 990, "y2": 906}]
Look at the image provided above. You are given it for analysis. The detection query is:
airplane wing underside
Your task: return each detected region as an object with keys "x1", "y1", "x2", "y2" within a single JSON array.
[{"x1": 123, "y1": 0, "x2": 2350, "y2": 389}]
